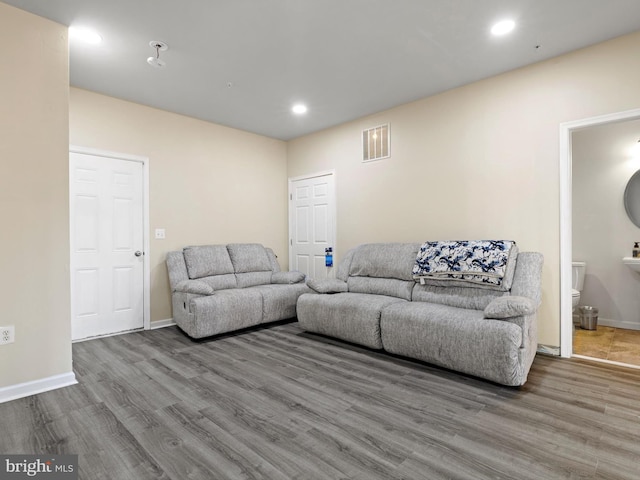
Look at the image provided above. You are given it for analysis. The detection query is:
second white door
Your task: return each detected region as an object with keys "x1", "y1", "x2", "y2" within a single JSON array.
[
  {"x1": 289, "y1": 172, "x2": 336, "y2": 280},
  {"x1": 70, "y1": 151, "x2": 145, "y2": 341}
]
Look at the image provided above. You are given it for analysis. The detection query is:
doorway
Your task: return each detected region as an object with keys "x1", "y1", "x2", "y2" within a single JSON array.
[
  {"x1": 288, "y1": 171, "x2": 336, "y2": 280},
  {"x1": 69, "y1": 146, "x2": 150, "y2": 341},
  {"x1": 560, "y1": 108, "x2": 640, "y2": 364}
]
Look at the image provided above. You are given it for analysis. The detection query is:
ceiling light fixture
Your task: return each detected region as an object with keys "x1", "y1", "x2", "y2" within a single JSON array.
[
  {"x1": 69, "y1": 26, "x2": 102, "y2": 45},
  {"x1": 147, "y1": 41, "x2": 168, "y2": 68},
  {"x1": 292, "y1": 104, "x2": 308, "y2": 115},
  {"x1": 491, "y1": 19, "x2": 516, "y2": 36}
]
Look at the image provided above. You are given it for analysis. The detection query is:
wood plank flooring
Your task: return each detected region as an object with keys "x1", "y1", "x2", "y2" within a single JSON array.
[{"x1": 2, "y1": 321, "x2": 640, "y2": 479}]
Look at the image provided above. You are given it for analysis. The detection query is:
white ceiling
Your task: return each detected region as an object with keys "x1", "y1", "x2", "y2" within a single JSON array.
[{"x1": 5, "y1": 0, "x2": 640, "y2": 140}]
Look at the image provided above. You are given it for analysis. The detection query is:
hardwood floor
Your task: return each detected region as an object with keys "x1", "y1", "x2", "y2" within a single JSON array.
[{"x1": 2, "y1": 321, "x2": 640, "y2": 479}]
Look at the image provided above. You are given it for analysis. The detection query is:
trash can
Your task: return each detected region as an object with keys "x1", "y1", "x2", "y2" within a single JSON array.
[{"x1": 579, "y1": 306, "x2": 598, "y2": 330}]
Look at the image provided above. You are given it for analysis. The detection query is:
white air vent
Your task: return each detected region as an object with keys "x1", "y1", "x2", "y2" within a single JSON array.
[{"x1": 362, "y1": 124, "x2": 390, "y2": 162}]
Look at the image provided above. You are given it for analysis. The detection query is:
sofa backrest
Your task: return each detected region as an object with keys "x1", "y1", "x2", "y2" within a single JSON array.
[
  {"x1": 509, "y1": 252, "x2": 544, "y2": 306},
  {"x1": 411, "y1": 250, "x2": 542, "y2": 310},
  {"x1": 183, "y1": 245, "x2": 238, "y2": 290},
  {"x1": 345, "y1": 243, "x2": 421, "y2": 300},
  {"x1": 338, "y1": 243, "x2": 543, "y2": 309},
  {"x1": 227, "y1": 243, "x2": 274, "y2": 288},
  {"x1": 166, "y1": 250, "x2": 190, "y2": 291},
  {"x1": 166, "y1": 243, "x2": 281, "y2": 292},
  {"x1": 412, "y1": 252, "x2": 543, "y2": 310}
]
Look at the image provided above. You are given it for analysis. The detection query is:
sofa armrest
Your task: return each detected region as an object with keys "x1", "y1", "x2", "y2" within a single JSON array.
[
  {"x1": 307, "y1": 278, "x2": 348, "y2": 294},
  {"x1": 271, "y1": 271, "x2": 306, "y2": 284},
  {"x1": 174, "y1": 280, "x2": 214, "y2": 295},
  {"x1": 484, "y1": 296, "x2": 536, "y2": 319},
  {"x1": 166, "y1": 251, "x2": 190, "y2": 291}
]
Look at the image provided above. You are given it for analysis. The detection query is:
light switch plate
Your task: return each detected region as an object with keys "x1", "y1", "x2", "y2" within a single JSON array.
[{"x1": 155, "y1": 228, "x2": 166, "y2": 239}]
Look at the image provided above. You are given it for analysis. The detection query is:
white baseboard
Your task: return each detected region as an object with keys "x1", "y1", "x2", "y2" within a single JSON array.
[
  {"x1": 73, "y1": 327, "x2": 144, "y2": 343},
  {"x1": 150, "y1": 318, "x2": 175, "y2": 330},
  {"x1": 574, "y1": 316, "x2": 640, "y2": 331},
  {"x1": 0, "y1": 372, "x2": 77, "y2": 404},
  {"x1": 596, "y1": 318, "x2": 640, "y2": 331}
]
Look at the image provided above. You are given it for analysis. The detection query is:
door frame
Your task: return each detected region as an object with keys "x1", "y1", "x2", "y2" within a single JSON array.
[
  {"x1": 559, "y1": 108, "x2": 640, "y2": 357},
  {"x1": 69, "y1": 145, "x2": 151, "y2": 334},
  {"x1": 288, "y1": 170, "x2": 337, "y2": 273}
]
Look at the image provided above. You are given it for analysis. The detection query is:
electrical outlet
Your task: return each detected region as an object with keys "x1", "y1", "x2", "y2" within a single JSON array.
[
  {"x1": 155, "y1": 228, "x2": 166, "y2": 239},
  {"x1": 0, "y1": 326, "x2": 15, "y2": 345}
]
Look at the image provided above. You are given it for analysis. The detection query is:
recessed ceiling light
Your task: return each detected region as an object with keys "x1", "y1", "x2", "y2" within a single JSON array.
[
  {"x1": 490, "y1": 19, "x2": 516, "y2": 36},
  {"x1": 69, "y1": 26, "x2": 102, "y2": 45},
  {"x1": 292, "y1": 104, "x2": 308, "y2": 115}
]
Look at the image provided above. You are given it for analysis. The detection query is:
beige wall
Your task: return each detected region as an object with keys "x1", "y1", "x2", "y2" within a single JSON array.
[
  {"x1": 287, "y1": 31, "x2": 640, "y2": 347},
  {"x1": 0, "y1": 4, "x2": 70, "y2": 387},
  {"x1": 69, "y1": 88, "x2": 288, "y2": 322},
  {"x1": 573, "y1": 119, "x2": 640, "y2": 329}
]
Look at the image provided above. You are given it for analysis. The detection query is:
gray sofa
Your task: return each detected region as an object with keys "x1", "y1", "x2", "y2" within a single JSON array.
[
  {"x1": 297, "y1": 242, "x2": 544, "y2": 386},
  {"x1": 166, "y1": 243, "x2": 310, "y2": 338}
]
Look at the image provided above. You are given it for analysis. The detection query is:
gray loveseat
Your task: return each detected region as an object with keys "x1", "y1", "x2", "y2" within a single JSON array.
[
  {"x1": 297, "y1": 242, "x2": 543, "y2": 386},
  {"x1": 167, "y1": 243, "x2": 310, "y2": 338}
]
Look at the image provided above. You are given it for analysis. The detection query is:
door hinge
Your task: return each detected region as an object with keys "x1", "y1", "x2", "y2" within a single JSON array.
[
  {"x1": 290, "y1": 239, "x2": 293, "y2": 246},
  {"x1": 290, "y1": 194, "x2": 293, "y2": 200}
]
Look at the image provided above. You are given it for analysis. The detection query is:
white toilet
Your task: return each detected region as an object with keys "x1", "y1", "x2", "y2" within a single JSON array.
[{"x1": 572, "y1": 261, "x2": 586, "y2": 309}]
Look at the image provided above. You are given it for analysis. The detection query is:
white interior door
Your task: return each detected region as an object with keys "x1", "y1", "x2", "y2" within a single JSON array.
[
  {"x1": 289, "y1": 172, "x2": 336, "y2": 280},
  {"x1": 70, "y1": 151, "x2": 145, "y2": 340}
]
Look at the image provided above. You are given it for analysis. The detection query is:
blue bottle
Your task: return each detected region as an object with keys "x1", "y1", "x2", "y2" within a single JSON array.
[{"x1": 325, "y1": 247, "x2": 333, "y2": 267}]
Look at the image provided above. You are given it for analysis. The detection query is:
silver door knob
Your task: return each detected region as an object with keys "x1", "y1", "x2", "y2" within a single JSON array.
[{"x1": 135, "y1": 251, "x2": 143, "y2": 257}]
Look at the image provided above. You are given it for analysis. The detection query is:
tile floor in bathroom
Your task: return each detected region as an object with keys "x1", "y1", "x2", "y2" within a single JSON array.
[{"x1": 573, "y1": 325, "x2": 640, "y2": 366}]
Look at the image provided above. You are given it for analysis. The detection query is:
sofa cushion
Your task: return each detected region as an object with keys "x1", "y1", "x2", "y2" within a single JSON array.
[
  {"x1": 183, "y1": 245, "x2": 234, "y2": 279},
  {"x1": 297, "y1": 292, "x2": 407, "y2": 349},
  {"x1": 187, "y1": 289, "x2": 264, "y2": 338},
  {"x1": 249, "y1": 283, "x2": 310, "y2": 322},
  {"x1": 347, "y1": 276, "x2": 413, "y2": 301},
  {"x1": 412, "y1": 283, "x2": 505, "y2": 310},
  {"x1": 271, "y1": 271, "x2": 305, "y2": 284},
  {"x1": 227, "y1": 243, "x2": 272, "y2": 273},
  {"x1": 198, "y1": 274, "x2": 238, "y2": 291},
  {"x1": 236, "y1": 271, "x2": 273, "y2": 288},
  {"x1": 484, "y1": 296, "x2": 536, "y2": 319},
  {"x1": 174, "y1": 280, "x2": 214, "y2": 295},
  {"x1": 380, "y1": 302, "x2": 525, "y2": 386},
  {"x1": 307, "y1": 278, "x2": 348, "y2": 293},
  {"x1": 349, "y1": 243, "x2": 420, "y2": 280}
]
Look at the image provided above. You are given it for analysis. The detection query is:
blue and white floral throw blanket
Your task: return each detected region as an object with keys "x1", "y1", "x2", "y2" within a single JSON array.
[{"x1": 412, "y1": 240, "x2": 516, "y2": 287}]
